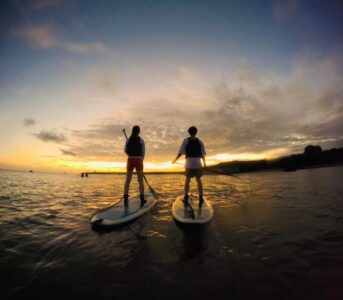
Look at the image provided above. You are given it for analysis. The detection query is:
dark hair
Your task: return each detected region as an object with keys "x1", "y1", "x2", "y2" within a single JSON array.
[
  {"x1": 130, "y1": 125, "x2": 140, "y2": 138},
  {"x1": 188, "y1": 126, "x2": 197, "y2": 136}
]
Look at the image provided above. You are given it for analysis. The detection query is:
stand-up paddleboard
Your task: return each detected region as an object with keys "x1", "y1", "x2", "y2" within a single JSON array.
[
  {"x1": 91, "y1": 194, "x2": 157, "y2": 227},
  {"x1": 172, "y1": 195, "x2": 213, "y2": 224}
]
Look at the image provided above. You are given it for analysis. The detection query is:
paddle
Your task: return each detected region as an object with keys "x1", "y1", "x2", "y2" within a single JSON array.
[
  {"x1": 174, "y1": 162, "x2": 240, "y2": 180},
  {"x1": 185, "y1": 194, "x2": 195, "y2": 219},
  {"x1": 203, "y1": 167, "x2": 241, "y2": 180},
  {"x1": 122, "y1": 129, "x2": 159, "y2": 200}
]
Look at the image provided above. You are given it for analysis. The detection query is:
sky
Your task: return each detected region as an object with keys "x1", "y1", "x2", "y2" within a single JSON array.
[{"x1": 0, "y1": 0, "x2": 342, "y2": 172}]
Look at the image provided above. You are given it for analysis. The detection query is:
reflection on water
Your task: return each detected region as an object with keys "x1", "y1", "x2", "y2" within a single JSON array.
[
  {"x1": 1, "y1": 167, "x2": 343, "y2": 299},
  {"x1": 178, "y1": 227, "x2": 208, "y2": 262}
]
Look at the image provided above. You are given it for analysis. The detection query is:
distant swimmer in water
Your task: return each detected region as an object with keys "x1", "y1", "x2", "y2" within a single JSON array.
[
  {"x1": 124, "y1": 125, "x2": 147, "y2": 207},
  {"x1": 172, "y1": 126, "x2": 207, "y2": 206}
]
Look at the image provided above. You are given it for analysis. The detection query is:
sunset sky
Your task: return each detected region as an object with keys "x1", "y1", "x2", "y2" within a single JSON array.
[{"x1": 0, "y1": 0, "x2": 342, "y2": 172}]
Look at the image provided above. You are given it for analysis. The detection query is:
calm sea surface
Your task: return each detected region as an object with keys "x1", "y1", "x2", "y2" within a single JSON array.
[{"x1": 1, "y1": 166, "x2": 343, "y2": 300}]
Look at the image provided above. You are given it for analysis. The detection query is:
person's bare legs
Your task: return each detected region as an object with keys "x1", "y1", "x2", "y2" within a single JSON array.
[
  {"x1": 184, "y1": 176, "x2": 191, "y2": 204},
  {"x1": 124, "y1": 169, "x2": 133, "y2": 195},
  {"x1": 137, "y1": 170, "x2": 145, "y2": 195},
  {"x1": 185, "y1": 176, "x2": 191, "y2": 195},
  {"x1": 137, "y1": 170, "x2": 146, "y2": 206},
  {"x1": 124, "y1": 169, "x2": 133, "y2": 206},
  {"x1": 196, "y1": 176, "x2": 204, "y2": 206},
  {"x1": 195, "y1": 176, "x2": 203, "y2": 196}
]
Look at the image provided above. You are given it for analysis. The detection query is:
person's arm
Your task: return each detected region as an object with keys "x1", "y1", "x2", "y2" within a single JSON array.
[
  {"x1": 172, "y1": 153, "x2": 182, "y2": 164},
  {"x1": 124, "y1": 139, "x2": 129, "y2": 155},
  {"x1": 202, "y1": 156, "x2": 206, "y2": 168},
  {"x1": 172, "y1": 139, "x2": 187, "y2": 163},
  {"x1": 141, "y1": 138, "x2": 145, "y2": 160},
  {"x1": 200, "y1": 140, "x2": 206, "y2": 167}
]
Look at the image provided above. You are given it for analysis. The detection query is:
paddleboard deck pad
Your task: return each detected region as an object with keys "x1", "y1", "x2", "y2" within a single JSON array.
[
  {"x1": 91, "y1": 194, "x2": 157, "y2": 227},
  {"x1": 172, "y1": 195, "x2": 213, "y2": 224}
]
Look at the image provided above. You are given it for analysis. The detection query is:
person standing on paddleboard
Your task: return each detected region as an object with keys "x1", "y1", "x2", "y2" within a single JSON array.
[
  {"x1": 124, "y1": 125, "x2": 147, "y2": 207},
  {"x1": 172, "y1": 126, "x2": 206, "y2": 206}
]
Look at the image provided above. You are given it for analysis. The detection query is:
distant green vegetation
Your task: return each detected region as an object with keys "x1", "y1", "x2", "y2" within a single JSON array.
[{"x1": 209, "y1": 146, "x2": 343, "y2": 174}]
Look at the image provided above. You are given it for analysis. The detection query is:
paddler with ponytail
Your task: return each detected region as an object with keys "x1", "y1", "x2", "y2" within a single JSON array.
[
  {"x1": 123, "y1": 125, "x2": 147, "y2": 207},
  {"x1": 172, "y1": 126, "x2": 206, "y2": 206}
]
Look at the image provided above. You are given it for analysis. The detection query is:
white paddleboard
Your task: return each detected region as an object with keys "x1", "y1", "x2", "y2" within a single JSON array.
[
  {"x1": 91, "y1": 194, "x2": 157, "y2": 227},
  {"x1": 172, "y1": 195, "x2": 213, "y2": 224}
]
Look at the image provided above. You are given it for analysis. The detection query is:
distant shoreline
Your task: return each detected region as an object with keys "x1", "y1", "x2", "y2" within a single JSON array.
[
  {"x1": 2, "y1": 147, "x2": 342, "y2": 176},
  {"x1": 1, "y1": 163, "x2": 342, "y2": 176},
  {"x1": 80, "y1": 162, "x2": 343, "y2": 176}
]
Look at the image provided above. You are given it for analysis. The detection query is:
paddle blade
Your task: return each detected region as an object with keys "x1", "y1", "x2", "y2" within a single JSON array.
[
  {"x1": 143, "y1": 174, "x2": 159, "y2": 200},
  {"x1": 184, "y1": 203, "x2": 195, "y2": 219},
  {"x1": 189, "y1": 209, "x2": 195, "y2": 219},
  {"x1": 148, "y1": 186, "x2": 159, "y2": 200}
]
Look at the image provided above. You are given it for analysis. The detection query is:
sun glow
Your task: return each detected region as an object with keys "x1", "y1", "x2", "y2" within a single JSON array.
[
  {"x1": 52, "y1": 150, "x2": 279, "y2": 173},
  {"x1": 209, "y1": 153, "x2": 265, "y2": 162},
  {"x1": 54, "y1": 159, "x2": 186, "y2": 172},
  {"x1": 1, "y1": 146, "x2": 288, "y2": 173}
]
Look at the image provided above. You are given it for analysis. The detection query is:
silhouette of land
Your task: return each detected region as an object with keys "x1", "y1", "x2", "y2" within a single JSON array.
[
  {"x1": 81, "y1": 145, "x2": 343, "y2": 177},
  {"x1": 81, "y1": 171, "x2": 184, "y2": 176},
  {"x1": 211, "y1": 146, "x2": 343, "y2": 174}
]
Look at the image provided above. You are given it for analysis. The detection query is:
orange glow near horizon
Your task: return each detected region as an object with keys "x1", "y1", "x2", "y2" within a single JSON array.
[
  {"x1": 56, "y1": 160, "x2": 185, "y2": 172},
  {"x1": 49, "y1": 150, "x2": 287, "y2": 173},
  {"x1": 0, "y1": 148, "x2": 289, "y2": 173}
]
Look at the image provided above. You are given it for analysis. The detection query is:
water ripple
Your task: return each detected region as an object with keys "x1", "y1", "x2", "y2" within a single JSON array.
[{"x1": 0, "y1": 167, "x2": 343, "y2": 299}]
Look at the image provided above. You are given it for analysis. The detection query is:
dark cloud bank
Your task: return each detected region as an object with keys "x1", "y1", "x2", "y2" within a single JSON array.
[
  {"x1": 59, "y1": 148, "x2": 76, "y2": 156},
  {"x1": 34, "y1": 130, "x2": 66, "y2": 143}
]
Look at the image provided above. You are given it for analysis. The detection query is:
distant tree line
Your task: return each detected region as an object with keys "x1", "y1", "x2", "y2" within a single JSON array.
[
  {"x1": 210, "y1": 145, "x2": 343, "y2": 174},
  {"x1": 304, "y1": 145, "x2": 322, "y2": 154}
]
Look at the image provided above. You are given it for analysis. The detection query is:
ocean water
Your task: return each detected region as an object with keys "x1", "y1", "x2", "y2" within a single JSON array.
[{"x1": 0, "y1": 166, "x2": 343, "y2": 300}]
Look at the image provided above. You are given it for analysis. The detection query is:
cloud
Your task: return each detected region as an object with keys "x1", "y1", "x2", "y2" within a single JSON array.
[
  {"x1": 60, "y1": 148, "x2": 76, "y2": 156},
  {"x1": 14, "y1": 0, "x2": 67, "y2": 12},
  {"x1": 34, "y1": 130, "x2": 66, "y2": 143},
  {"x1": 12, "y1": 24, "x2": 114, "y2": 55},
  {"x1": 58, "y1": 56, "x2": 343, "y2": 162},
  {"x1": 60, "y1": 123, "x2": 128, "y2": 161},
  {"x1": 272, "y1": 0, "x2": 301, "y2": 21},
  {"x1": 87, "y1": 69, "x2": 117, "y2": 95},
  {"x1": 24, "y1": 118, "x2": 35, "y2": 127}
]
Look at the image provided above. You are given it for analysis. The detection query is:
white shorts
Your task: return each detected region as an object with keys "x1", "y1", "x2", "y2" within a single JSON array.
[{"x1": 185, "y1": 158, "x2": 203, "y2": 169}]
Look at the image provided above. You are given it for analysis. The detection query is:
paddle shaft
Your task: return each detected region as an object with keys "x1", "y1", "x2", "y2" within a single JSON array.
[
  {"x1": 122, "y1": 129, "x2": 128, "y2": 139},
  {"x1": 175, "y1": 162, "x2": 240, "y2": 180},
  {"x1": 203, "y1": 167, "x2": 241, "y2": 179}
]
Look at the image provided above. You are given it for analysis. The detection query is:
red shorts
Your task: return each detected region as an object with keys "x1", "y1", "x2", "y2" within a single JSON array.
[{"x1": 127, "y1": 157, "x2": 143, "y2": 171}]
